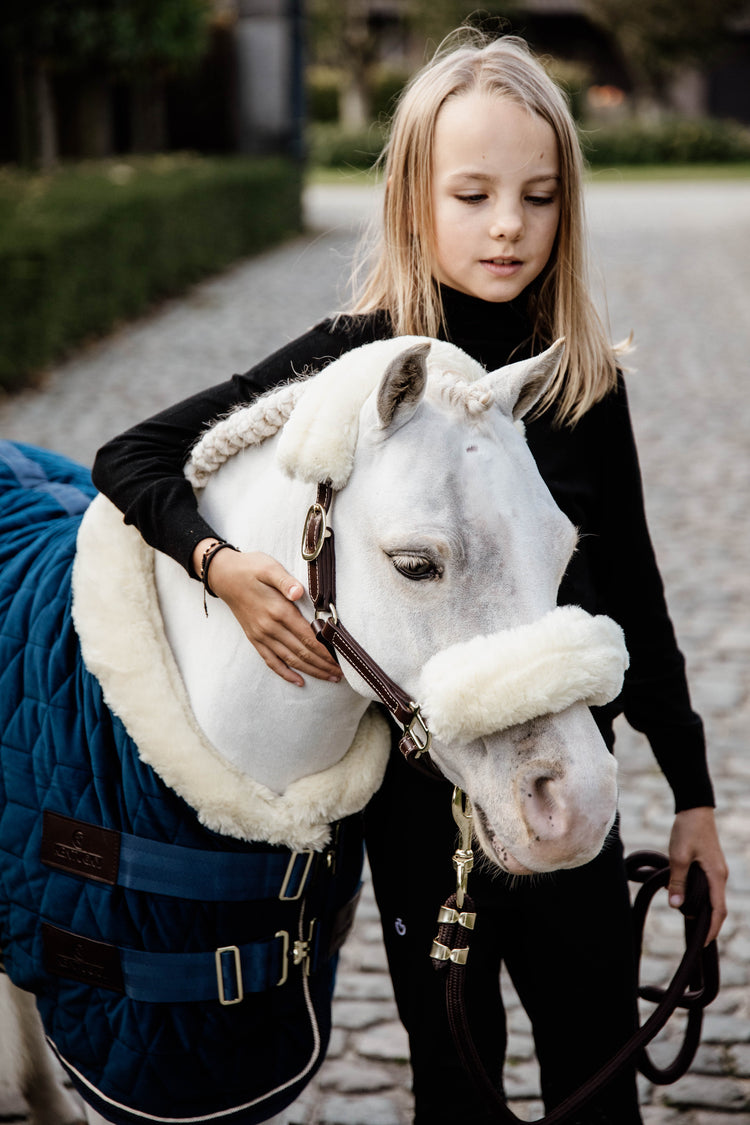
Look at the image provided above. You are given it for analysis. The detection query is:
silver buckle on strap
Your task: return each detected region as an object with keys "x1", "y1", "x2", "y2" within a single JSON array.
[
  {"x1": 279, "y1": 850, "x2": 314, "y2": 901},
  {"x1": 215, "y1": 945, "x2": 243, "y2": 1006},
  {"x1": 406, "y1": 703, "x2": 432, "y2": 756},
  {"x1": 275, "y1": 930, "x2": 290, "y2": 987}
]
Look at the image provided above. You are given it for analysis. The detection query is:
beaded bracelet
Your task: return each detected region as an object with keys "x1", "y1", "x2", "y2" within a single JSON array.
[{"x1": 200, "y1": 540, "x2": 239, "y2": 616}]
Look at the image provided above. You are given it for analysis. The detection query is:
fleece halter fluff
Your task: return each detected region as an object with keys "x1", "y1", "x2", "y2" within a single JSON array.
[{"x1": 419, "y1": 605, "x2": 629, "y2": 747}]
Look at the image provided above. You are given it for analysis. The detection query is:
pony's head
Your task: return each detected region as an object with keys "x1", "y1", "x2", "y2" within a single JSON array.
[{"x1": 270, "y1": 337, "x2": 624, "y2": 873}]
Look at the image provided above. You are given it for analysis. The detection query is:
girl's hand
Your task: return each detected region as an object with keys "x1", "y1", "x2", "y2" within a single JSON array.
[
  {"x1": 667, "y1": 806, "x2": 728, "y2": 945},
  {"x1": 194, "y1": 540, "x2": 342, "y2": 687}
]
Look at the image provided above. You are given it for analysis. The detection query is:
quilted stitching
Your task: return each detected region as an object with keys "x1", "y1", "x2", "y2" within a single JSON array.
[{"x1": 0, "y1": 445, "x2": 361, "y2": 1125}]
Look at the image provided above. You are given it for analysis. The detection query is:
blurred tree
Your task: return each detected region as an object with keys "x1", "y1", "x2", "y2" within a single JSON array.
[
  {"x1": 582, "y1": 0, "x2": 747, "y2": 113},
  {"x1": 1, "y1": 0, "x2": 63, "y2": 168},
  {"x1": 308, "y1": 0, "x2": 514, "y2": 128},
  {"x1": 0, "y1": 0, "x2": 211, "y2": 167}
]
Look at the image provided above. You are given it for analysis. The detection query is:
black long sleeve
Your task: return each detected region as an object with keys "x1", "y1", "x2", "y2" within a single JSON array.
[
  {"x1": 92, "y1": 320, "x2": 376, "y2": 573},
  {"x1": 525, "y1": 380, "x2": 713, "y2": 812}
]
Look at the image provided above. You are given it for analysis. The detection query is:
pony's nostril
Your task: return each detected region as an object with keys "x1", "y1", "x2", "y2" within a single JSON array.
[{"x1": 522, "y1": 773, "x2": 569, "y2": 841}]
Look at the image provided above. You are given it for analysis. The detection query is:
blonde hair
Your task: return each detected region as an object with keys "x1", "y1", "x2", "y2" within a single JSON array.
[{"x1": 349, "y1": 30, "x2": 621, "y2": 425}]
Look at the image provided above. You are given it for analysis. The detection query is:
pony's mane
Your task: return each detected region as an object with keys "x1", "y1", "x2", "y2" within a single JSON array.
[
  {"x1": 186, "y1": 337, "x2": 492, "y2": 491},
  {"x1": 186, "y1": 380, "x2": 305, "y2": 490}
]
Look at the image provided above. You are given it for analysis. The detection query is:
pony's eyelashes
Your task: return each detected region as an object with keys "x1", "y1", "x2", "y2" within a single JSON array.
[{"x1": 386, "y1": 550, "x2": 444, "y2": 581}]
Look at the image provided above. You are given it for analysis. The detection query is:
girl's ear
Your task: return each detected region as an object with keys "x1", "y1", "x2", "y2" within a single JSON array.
[
  {"x1": 488, "y1": 339, "x2": 565, "y2": 421},
  {"x1": 376, "y1": 341, "x2": 431, "y2": 430}
]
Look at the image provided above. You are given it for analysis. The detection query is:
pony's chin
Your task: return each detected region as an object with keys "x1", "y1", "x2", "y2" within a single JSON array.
[
  {"x1": 487, "y1": 837, "x2": 534, "y2": 876},
  {"x1": 471, "y1": 804, "x2": 534, "y2": 876}
]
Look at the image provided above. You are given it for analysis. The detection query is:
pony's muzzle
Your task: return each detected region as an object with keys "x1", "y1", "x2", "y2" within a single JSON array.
[{"x1": 418, "y1": 605, "x2": 629, "y2": 747}]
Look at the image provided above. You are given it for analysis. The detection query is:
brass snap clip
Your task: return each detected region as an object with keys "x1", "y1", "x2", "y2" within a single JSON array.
[{"x1": 451, "y1": 787, "x2": 474, "y2": 910}]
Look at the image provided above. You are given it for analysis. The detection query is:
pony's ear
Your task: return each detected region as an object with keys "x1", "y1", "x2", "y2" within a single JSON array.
[
  {"x1": 376, "y1": 342, "x2": 431, "y2": 430},
  {"x1": 489, "y1": 339, "x2": 565, "y2": 421}
]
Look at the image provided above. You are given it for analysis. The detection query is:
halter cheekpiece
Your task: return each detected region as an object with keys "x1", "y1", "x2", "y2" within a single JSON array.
[{"x1": 302, "y1": 481, "x2": 435, "y2": 771}]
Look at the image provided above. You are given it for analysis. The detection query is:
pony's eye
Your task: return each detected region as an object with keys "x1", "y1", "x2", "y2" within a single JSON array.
[{"x1": 389, "y1": 553, "x2": 442, "y2": 581}]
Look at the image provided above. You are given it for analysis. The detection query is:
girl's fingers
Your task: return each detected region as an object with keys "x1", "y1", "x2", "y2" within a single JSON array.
[
  {"x1": 198, "y1": 546, "x2": 342, "y2": 682},
  {"x1": 273, "y1": 629, "x2": 341, "y2": 681}
]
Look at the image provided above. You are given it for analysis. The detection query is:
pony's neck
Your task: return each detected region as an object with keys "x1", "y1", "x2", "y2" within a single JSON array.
[{"x1": 154, "y1": 440, "x2": 371, "y2": 795}]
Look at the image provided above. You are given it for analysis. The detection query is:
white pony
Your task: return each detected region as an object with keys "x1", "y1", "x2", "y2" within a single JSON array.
[
  {"x1": 94, "y1": 334, "x2": 624, "y2": 874},
  {"x1": 1, "y1": 336, "x2": 627, "y2": 1125}
]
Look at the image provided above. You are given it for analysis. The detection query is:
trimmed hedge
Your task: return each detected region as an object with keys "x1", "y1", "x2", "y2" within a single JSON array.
[
  {"x1": 307, "y1": 122, "x2": 387, "y2": 169},
  {"x1": 307, "y1": 115, "x2": 750, "y2": 171},
  {"x1": 582, "y1": 116, "x2": 750, "y2": 165},
  {"x1": 0, "y1": 155, "x2": 303, "y2": 389}
]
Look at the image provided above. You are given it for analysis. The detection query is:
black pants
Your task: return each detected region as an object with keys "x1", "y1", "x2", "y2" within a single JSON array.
[{"x1": 364, "y1": 749, "x2": 643, "y2": 1125}]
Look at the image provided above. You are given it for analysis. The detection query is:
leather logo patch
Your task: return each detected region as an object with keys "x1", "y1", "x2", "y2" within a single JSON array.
[
  {"x1": 42, "y1": 923, "x2": 124, "y2": 993},
  {"x1": 40, "y1": 811, "x2": 120, "y2": 885}
]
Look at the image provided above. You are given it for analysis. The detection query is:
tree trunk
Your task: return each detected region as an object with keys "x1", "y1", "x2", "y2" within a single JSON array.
[
  {"x1": 13, "y1": 55, "x2": 59, "y2": 169},
  {"x1": 130, "y1": 76, "x2": 168, "y2": 153},
  {"x1": 33, "y1": 58, "x2": 58, "y2": 169},
  {"x1": 340, "y1": 68, "x2": 371, "y2": 129},
  {"x1": 72, "y1": 75, "x2": 113, "y2": 158},
  {"x1": 11, "y1": 54, "x2": 33, "y2": 167}
]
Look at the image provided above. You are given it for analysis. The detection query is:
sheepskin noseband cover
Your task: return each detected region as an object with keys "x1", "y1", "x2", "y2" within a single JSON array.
[{"x1": 419, "y1": 605, "x2": 628, "y2": 746}]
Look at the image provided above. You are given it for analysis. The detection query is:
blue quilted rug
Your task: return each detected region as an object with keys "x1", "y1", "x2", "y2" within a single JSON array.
[{"x1": 0, "y1": 442, "x2": 362, "y2": 1125}]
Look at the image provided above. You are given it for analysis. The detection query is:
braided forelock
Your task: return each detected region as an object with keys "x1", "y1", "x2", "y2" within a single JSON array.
[{"x1": 431, "y1": 372, "x2": 495, "y2": 417}]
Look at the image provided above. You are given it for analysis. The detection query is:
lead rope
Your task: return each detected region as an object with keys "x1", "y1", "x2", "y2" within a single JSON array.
[{"x1": 431, "y1": 789, "x2": 720, "y2": 1125}]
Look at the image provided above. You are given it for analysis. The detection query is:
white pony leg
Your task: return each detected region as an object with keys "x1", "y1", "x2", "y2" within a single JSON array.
[{"x1": 0, "y1": 974, "x2": 85, "y2": 1125}]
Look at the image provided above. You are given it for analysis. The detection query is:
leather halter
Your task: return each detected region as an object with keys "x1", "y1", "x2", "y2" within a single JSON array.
[{"x1": 302, "y1": 483, "x2": 437, "y2": 772}]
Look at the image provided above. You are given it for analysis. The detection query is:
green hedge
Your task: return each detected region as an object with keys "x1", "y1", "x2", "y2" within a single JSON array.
[
  {"x1": 582, "y1": 116, "x2": 750, "y2": 165},
  {"x1": 0, "y1": 155, "x2": 303, "y2": 390},
  {"x1": 307, "y1": 122, "x2": 387, "y2": 169},
  {"x1": 307, "y1": 115, "x2": 750, "y2": 172},
  {"x1": 307, "y1": 66, "x2": 409, "y2": 124}
]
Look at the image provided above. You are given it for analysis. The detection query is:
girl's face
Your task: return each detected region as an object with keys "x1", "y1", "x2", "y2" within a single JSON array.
[{"x1": 430, "y1": 92, "x2": 561, "y2": 303}]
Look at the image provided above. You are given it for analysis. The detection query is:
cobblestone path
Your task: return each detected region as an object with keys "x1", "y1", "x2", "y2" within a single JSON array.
[{"x1": 1, "y1": 178, "x2": 748, "y2": 1125}]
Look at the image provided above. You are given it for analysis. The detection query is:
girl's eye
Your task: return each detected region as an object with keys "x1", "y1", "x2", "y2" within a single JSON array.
[
  {"x1": 526, "y1": 194, "x2": 556, "y2": 207},
  {"x1": 456, "y1": 193, "x2": 486, "y2": 205},
  {"x1": 389, "y1": 553, "x2": 442, "y2": 581}
]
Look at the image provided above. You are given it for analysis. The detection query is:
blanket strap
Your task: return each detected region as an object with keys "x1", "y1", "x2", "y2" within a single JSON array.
[
  {"x1": 41, "y1": 811, "x2": 316, "y2": 902},
  {"x1": 41, "y1": 901, "x2": 353, "y2": 1005},
  {"x1": 38, "y1": 810, "x2": 363, "y2": 1007}
]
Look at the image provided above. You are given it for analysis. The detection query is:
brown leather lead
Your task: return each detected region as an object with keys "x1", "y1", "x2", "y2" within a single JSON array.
[{"x1": 435, "y1": 854, "x2": 719, "y2": 1124}]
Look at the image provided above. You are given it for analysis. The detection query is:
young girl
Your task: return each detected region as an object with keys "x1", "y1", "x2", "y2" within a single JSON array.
[{"x1": 93, "y1": 31, "x2": 728, "y2": 1125}]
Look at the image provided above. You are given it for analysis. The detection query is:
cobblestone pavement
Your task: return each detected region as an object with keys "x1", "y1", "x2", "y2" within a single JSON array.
[{"x1": 1, "y1": 179, "x2": 749, "y2": 1125}]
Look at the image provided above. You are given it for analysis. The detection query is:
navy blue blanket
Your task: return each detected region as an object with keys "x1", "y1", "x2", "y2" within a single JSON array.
[{"x1": 0, "y1": 442, "x2": 362, "y2": 1125}]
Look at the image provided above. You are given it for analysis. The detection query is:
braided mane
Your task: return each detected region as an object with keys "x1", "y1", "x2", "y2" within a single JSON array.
[
  {"x1": 185, "y1": 338, "x2": 495, "y2": 492},
  {"x1": 186, "y1": 380, "x2": 305, "y2": 489}
]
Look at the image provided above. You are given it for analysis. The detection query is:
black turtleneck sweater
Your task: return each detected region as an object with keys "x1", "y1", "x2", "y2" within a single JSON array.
[{"x1": 92, "y1": 287, "x2": 713, "y2": 812}]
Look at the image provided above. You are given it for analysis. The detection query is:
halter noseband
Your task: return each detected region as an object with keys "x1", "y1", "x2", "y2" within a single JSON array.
[{"x1": 302, "y1": 483, "x2": 436, "y2": 772}]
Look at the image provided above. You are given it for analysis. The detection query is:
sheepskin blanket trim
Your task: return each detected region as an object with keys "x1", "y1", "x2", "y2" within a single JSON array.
[
  {"x1": 72, "y1": 494, "x2": 390, "y2": 852},
  {"x1": 186, "y1": 336, "x2": 487, "y2": 492},
  {"x1": 419, "y1": 605, "x2": 629, "y2": 746}
]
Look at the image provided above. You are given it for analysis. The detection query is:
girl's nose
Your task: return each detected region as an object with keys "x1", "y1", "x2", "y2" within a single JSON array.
[{"x1": 489, "y1": 204, "x2": 523, "y2": 241}]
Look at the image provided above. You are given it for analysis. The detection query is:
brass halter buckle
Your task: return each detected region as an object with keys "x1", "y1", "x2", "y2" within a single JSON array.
[{"x1": 301, "y1": 502, "x2": 330, "y2": 562}]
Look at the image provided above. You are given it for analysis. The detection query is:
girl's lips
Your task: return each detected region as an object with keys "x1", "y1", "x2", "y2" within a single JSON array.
[{"x1": 480, "y1": 258, "x2": 523, "y2": 277}]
